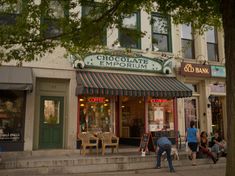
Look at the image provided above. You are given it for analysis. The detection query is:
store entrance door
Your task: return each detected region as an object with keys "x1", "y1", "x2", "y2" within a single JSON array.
[
  {"x1": 39, "y1": 96, "x2": 64, "y2": 149},
  {"x1": 211, "y1": 96, "x2": 224, "y2": 138},
  {"x1": 120, "y1": 96, "x2": 145, "y2": 139}
]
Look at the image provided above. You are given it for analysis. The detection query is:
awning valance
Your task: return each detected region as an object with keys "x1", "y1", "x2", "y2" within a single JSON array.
[
  {"x1": 76, "y1": 71, "x2": 192, "y2": 98},
  {"x1": 0, "y1": 66, "x2": 33, "y2": 91}
]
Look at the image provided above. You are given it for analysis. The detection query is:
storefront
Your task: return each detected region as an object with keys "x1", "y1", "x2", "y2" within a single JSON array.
[
  {"x1": 75, "y1": 53, "x2": 192, "y2": 145},
  {"x1": 0, "y1": 66, "x2": 33, "y2": 151},
  {"x1": 209, "y1": 66, "x2": 226, "y2": 138},
  {"x1": 180, "y1": 62, "x2": 226, "y2": 138}
]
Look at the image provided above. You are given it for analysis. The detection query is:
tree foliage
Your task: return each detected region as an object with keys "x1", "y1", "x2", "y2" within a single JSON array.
[
  {"x1": 0, "y1": 0, "x2": 222, "y2": 63},
  {"x1": 1, "y1": 0, "x2": 235, "y2": 176}
]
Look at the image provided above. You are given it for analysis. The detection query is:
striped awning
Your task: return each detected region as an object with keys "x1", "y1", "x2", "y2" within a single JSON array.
[{"x1": 76, "y1": 71, "x2": 192, "y2": 98}]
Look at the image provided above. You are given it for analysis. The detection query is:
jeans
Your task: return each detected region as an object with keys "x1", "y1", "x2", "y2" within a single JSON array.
[
  {"x1": 157, "y1": 144, "x2": 174, "y2": 170},
  {"x1": 211, "y1": 144, "x2": 220, "y2": 154}
]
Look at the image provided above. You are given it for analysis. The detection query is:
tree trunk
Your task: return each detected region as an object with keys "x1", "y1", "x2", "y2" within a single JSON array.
[{"x1": 222, "y1": 0, "x2": 235, "y2": 175}]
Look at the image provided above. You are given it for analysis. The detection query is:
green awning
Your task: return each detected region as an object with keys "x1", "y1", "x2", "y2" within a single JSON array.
[
  {"x1": 76, "y1": 71, "x2": 192, "y2": 98},
  {"x1": 0, "y1": 66, "x2": 33, "y2": 91}
]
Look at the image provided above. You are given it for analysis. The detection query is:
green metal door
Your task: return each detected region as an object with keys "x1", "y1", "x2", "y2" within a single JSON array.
[{"x1": 39, "y1": 96, "x2": 64, "y2": 149}]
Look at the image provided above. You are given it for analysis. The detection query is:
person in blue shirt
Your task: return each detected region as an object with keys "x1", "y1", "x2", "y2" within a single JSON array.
[
  {"x1": 155, "y1": 136, "x2": 175, "y2": 173},
  {"x1": 186, "y1": 120, "x2": 200, "y2": 166}
]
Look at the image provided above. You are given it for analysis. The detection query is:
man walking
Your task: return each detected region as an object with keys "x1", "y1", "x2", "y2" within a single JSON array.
[{"x1": 155, "y1": 136, "x2": 175, "y2": 173}]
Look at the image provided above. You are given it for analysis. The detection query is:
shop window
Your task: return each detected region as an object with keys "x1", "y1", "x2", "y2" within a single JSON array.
[
  {"x1": 184, "y1": 98, "x2": 199, "y2": 129},
  {"x1": 79, "y1": 97, "x2": 111, "y2": 133},
  {"x1": 121, "y1": 96, "x2": 145, "y2": 138},
  {"x1": 0, "y1": 90, "x2": 25, "y2": 142},
  {"x1": 151, "y1": 13, "x2": 171, "y2": 52},
  {"x1": 206, "y1": 26, "x2": 218, "y2": 61},
  {"x1": 181, "y1": 23, "x2": 195, "y2": 59},
  {"x1": 148, "y1": 98, "x2": 174, "y2": 133},
  {"x1": 119, "y1": 12, "x2": 141, "y2": 49}
]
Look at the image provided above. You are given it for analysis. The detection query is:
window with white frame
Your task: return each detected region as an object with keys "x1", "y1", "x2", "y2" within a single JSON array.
[
  {"x1": 119, "y1": 12, "x2": 141, "y2": 49},
  {"x1": 206, "y1": 26, "x2": 218, "y2": 61},
  {"x1": 181, "y1": 24, "x2": 195, "y2": 59},
  {"x1": 151, "y1": 13, "x2": 171, "y2": 52}
]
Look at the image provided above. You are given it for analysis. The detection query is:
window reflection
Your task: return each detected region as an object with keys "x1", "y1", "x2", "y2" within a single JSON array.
[
  {"x1": 44, "y1": 100, "x2": 60, "y2": 124},
  {"x1": 0, "y1": 90, "x2": 24, "y2": 142},
  {"x1": 79, "y1": 97, "x2": 111, "y2": 133}
]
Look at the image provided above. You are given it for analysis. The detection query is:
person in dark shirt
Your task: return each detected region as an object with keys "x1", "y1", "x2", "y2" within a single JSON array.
[
  {"x1": 211, "y1": 131, "x2": 225, "y2": 157},
  {"x1": 155, "y1": 136, "x2": 175, "y2": 173}
]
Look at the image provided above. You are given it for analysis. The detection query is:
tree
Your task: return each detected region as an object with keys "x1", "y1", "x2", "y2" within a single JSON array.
[{"x1": 0, "y1": 0, "x2": 234, "y2": 175}]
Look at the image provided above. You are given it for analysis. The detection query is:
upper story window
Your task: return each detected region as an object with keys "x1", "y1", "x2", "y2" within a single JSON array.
[
  {"x1": 181, "y1": 24, "x2": 195, "y2": 59},
  {"x1": 206, "y1": 26, "x2": 218, "y2": 62},
  {"x1": 82, "y1": 2, "x2": 107, "y2": 45},
  {"x1": 151, "y1": 13, "x2": 171, "y2": 52},
  {"x1": 41, "y1": 0, "x2": 68, "y2": 39},
  {"x1": 0, "y1": 0, "x2": 22, "y2": 25},
  {"x1": 119, "y1": 12, "x2": 141, "y2": 49}
]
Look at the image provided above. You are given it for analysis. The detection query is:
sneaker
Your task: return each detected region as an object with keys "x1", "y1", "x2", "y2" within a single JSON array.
[
  {"x1": 213, "y1": 158, "x2": 219, "y2": 164},
  {"x1": 155, "y1": 166, "x2": 161, "y2": 169},
  {"x1": 170, "y1": 168, "x2": 175, "y2": 173}
]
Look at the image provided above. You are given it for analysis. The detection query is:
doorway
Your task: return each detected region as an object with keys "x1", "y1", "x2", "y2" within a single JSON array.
[
  {"x1": 120, "y1": 96, "x2": 145, "y2": 138},
  {"x1": 211, "y1": 96, "x2": 224, "y2": 138},
  {"x1": 39, "y1": 96, "x2": 64, "y2": 149}
]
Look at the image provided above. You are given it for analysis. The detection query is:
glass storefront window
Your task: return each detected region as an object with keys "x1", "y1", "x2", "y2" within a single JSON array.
[
  {"x1": 184, "y1": 98, "x2": 199, "y2": 129},
  {"x1": 79, "y1": 97, "x2": 111, "y2": 133},
  {"x1": 148, "y1": 98, "x2": 174, "y2": 131},
  {"x1": 0, "y1": 90, "x2": 25, "y2": 142}
]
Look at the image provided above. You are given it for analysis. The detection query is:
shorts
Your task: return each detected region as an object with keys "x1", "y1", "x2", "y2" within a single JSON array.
[{"x1": 188, "y1": 142, "x2": 198, "y2": 152}]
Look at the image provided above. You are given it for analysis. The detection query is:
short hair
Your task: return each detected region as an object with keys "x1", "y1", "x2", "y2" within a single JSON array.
[{"x1": 190, "y1": 121, "x2": 195, "y2": 128}]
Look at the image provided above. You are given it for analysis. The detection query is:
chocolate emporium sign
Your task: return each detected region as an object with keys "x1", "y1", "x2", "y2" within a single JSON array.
[
  {"x1": 181, "y1": 62, "x2": 211, "y2": 77},
  {"x1": 73, "y1": 54, "x2": 173, "y2": 74}
]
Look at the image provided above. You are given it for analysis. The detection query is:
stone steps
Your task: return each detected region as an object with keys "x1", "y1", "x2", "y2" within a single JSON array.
[{"x1": 0, "y1": 149, "x2": 226, "y2": 176}]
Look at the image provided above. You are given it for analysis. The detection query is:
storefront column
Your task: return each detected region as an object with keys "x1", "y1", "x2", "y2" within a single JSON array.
[
  {"x1": 201, "y1": 80, "x2": 212, "y2": 134},
  {"x1": 24, "y1": 92, "x2": 35, "y2": 151},
  {"x1": 144, "y1": 97, "x2": 148, "y2": 133}
]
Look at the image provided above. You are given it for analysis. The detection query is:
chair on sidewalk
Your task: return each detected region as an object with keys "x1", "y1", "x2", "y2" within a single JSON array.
[
  {"x1": 78, "y1": 132, "x2": 99, "y2": 155},
  {"x1": 98, "y1": 132, "x2": 119, "y2": 155}
]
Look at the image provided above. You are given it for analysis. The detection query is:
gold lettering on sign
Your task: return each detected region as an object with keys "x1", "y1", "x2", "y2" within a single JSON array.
[
  {"x1": 195, "y1": 67, "x2": 209, "y2": 74},
  {"x1": 184, "y1": 64, "x2": 194, "y2": 73}
]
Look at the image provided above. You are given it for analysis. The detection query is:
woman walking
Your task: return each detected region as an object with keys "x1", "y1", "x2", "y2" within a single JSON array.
[{"x1": 186, "y1": 121, "x2": 200, "y2": 166}]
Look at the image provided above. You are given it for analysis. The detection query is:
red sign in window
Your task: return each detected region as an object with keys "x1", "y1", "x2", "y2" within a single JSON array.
[
  {"x1": 150, "y1": 99, "x2": 169, "y2": 103},
  {"x1": 88, "y1": 97, "x2": 105, "y2": 103}
]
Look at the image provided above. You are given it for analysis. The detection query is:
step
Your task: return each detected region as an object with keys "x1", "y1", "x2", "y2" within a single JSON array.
[{"x1": 0, "y1": 150, "x2": 226, "y2": 176}]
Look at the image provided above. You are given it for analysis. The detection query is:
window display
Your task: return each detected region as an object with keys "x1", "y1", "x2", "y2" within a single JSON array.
[
  {"x1": 0, "y1": 90, "x2": 25, "y2": 142},
  {"x1": 148, "y1": 98, "x2": 174, "y2": 137},
  {"x1": 79, "y1": 97, "x2": 111, "y2": 133}
]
